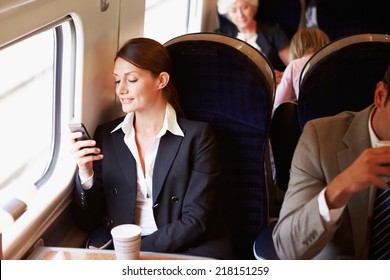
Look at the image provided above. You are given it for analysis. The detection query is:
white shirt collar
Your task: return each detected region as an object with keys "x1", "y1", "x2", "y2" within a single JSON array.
[
  {"x1": 110, "y1": 103, "x2": 184, "y2": 138},
  {"x1": 368, "y1": 107, "x2": 380, "y2": 147},
  {"x1": 237, "y1": 32, "x2": 261, "y2": 51}
]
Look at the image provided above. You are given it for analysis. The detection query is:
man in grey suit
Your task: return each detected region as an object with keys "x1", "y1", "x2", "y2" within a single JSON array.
[{"x1": 273, "y1": 64, "x2": 390, "y2": 259}]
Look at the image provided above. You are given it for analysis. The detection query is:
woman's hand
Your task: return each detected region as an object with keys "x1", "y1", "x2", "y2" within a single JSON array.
[{"x1": 70, "y1": 132, "x2": 103, "y2": 179}]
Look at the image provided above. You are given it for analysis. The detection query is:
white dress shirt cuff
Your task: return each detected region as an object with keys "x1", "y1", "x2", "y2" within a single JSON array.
[
  {"x1": 80, "y1": 172, "x2": 94, "y2": 190},
  {"x1": 318, "y1": 188, "x2": 345, "y2": 223}
]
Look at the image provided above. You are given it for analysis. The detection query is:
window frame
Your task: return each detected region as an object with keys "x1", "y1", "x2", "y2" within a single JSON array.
[
  {"x1": 1, "y1": 16, "x2": 78, "y2": 260},
  {"x1": 0, "y1": 16, "x2": 76, "y2": 190},
  {"x1": 34, "y1": 20, "x2": 72, "y2": 188}
]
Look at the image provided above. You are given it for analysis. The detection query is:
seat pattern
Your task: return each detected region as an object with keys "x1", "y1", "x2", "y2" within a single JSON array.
[
  {"x1": 165, "y1": 35, "x2": 274, "y2": 259},
  {"x1": 299, "y1": 35, "x2": 390, "y2": 128}
]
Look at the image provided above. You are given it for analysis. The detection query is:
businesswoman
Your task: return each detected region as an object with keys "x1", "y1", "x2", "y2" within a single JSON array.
[{"x1": 70, "y1": 38, "x2": 234, "y2": 259}]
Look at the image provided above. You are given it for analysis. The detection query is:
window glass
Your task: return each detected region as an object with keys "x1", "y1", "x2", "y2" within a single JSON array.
[
  {"x1": 0, "y1": 29, "x2": 54, "y2": 196},
  {"x1": 144, "y1": 0, "x2": 191, "y2": 43}
]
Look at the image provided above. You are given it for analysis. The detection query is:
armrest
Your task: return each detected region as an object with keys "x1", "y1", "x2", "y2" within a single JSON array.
[
  {"x1": 253, "y1": 221, "x2": 279, "y2": 260},
  {"x1": 85, "y1": 223, "x2": 113, "y2": 250}
]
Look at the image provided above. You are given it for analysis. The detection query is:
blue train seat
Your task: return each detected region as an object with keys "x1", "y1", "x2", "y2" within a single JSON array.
[
  {"x1": 165, "y1": 33, "x2": 275, "y2": 259},
  {"x1": 299, "y1": 33, "x2": 390, "y2": 129}
]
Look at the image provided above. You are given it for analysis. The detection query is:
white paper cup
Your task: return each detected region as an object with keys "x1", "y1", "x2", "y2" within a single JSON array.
[
  {"x1": 375, "y1": 141, "x2": 390, "y2": 182},
  {"x1": 111, "y1": 224, "x2": 142, "y2": 260}
]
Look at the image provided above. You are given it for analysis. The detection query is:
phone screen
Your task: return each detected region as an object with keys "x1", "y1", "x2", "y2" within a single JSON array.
[{"x1": 68, "y1": 123, "x2": 91, "y2": 141}]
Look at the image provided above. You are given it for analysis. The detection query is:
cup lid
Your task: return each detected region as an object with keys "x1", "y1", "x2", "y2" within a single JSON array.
[
  {"x1": 111, "y1": 224, "x2": 142, "y2": 240},
  {"x1": 375, "y1": 140, "x2": 390, "y2": 147}
]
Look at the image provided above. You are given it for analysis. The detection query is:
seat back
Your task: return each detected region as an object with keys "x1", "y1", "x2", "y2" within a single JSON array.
[
  {"x1": 164, "y1": 33, "x2": 275, "y2": 259},
  {"x1": 316, "y1": 0, "x2": 390, "y2": 41},
  {"x1": 270, "y1": 101, "x2": 301, "y2": 193},
  {"x1": 254, "y1": 102, "x2": 301, "y2": 260},
  {"x1": 299, "y1": 33, "x2": 390, "y2": 128},
  {"x1": 257, "y1": 0, "x2": 302, "y2": 39}
]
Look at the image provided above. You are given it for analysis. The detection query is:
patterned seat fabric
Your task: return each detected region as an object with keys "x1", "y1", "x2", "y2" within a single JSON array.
[
  {"x1": 165, "y1": 34, "x2": 274, "y2": 259},
  {"x1": 299, "y1": 34, "x2": 390, "y2": 128}
]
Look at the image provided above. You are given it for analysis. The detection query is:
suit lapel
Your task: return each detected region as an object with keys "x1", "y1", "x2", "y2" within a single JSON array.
[
  {"x1": 111, "y1": 129, "x2": 136, "y2": 188},
  {"x1": 152, "y1": 131, "x2": 184, "y2": 204},
  {"x1": 336, "y1": 106, "x2": 373, "y2": 257}
]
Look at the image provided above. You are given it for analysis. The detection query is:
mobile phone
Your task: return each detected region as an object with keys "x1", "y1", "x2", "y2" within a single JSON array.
[{"x1": 68, "y1": 123, "x2": 92, "y2": 141}]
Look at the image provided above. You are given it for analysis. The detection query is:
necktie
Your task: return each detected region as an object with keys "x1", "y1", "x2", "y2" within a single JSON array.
[{"x1": 370, "y1": 183, "x2": 390, "y2": 259}]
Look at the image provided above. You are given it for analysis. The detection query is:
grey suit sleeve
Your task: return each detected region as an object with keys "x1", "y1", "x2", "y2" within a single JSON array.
[{"x1": 272, "y1": 121, "x2": 339, "y2": 259}]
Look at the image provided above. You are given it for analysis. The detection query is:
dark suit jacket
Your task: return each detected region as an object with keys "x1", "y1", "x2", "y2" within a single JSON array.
[
  {"x1": 273, "y1": 105, "x2": 376, "y2": 259},
  {"x1": 216, "y1": 20, "x2": 290, "y2": 71},
  {"x1": 73, "y1": 116, "x2": 234, "y2": 259}
]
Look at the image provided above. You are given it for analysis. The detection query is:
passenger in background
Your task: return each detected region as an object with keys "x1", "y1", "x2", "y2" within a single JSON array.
[
  {"x1": 70, "y1": 38, "x2": 234, "y2": 259},
  {"x1": 305, "y1": 0, "x2": 318, "y2": 28},
  {"x1": 215, "y1": 0, "x2": 290, "y2": 76},
  {"x1": 273, "y1": 64, "x2": 390, "y2": 259},
  {"x1": 273, "y1": 27, "x2": 329, "y2": 109}
]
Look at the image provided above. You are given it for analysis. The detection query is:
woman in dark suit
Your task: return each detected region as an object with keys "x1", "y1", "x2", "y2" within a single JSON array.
[
  {"x1": 70, "y1": 38, "x2": 234, "y2": 259},
  {"x1": 216, "y1": 0, "x2": 290, "y2": 72}
]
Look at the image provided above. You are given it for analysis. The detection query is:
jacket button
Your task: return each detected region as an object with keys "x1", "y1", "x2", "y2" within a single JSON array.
[
  {"x1": 170, "y1": 196, "x2": 179, "y2": 203},
  {"x1": 111, "y1": 188, "x2": 118, "y2": 196},
  {"x1": 80, "y1": 193, "x2": 86, "y2": 207}
]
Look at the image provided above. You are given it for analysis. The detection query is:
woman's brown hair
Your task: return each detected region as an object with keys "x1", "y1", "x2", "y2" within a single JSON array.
[{"x1": 115, "y1": 37, "x2": 184, "y2": 116}]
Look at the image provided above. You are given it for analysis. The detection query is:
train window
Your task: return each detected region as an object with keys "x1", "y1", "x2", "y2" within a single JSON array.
[
  {"x1": 145, "y1": 0, "x2": 199, "y2": 43},
  {"x1": 0, "y1": 17, "x2": 77, "y2": 259},
  {"x1": 144, "y1": 0, "x2": 217, "y2": 43},
  {"x1": 144, "y1": 0, "x2": 190, "y2": 43},
  {"x1": 0, "y1": 30, "x2": 54, "y2": 199},
  {"x1": 0, "y1": 19, "x2": 75, "y2": 209}
]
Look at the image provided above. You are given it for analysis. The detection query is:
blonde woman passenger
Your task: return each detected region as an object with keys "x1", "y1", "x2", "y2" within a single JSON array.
[{"x1": 273, "y1": 27, "x2": 329, "y2": 109}]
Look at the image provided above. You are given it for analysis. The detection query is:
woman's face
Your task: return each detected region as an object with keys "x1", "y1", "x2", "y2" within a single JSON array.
[
  {"x1": 113, "y1": 57, "x2": 161, "y2": 114},
  {"x1": 227, "y1": 0, "x2": 256, "y2": 30}
]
